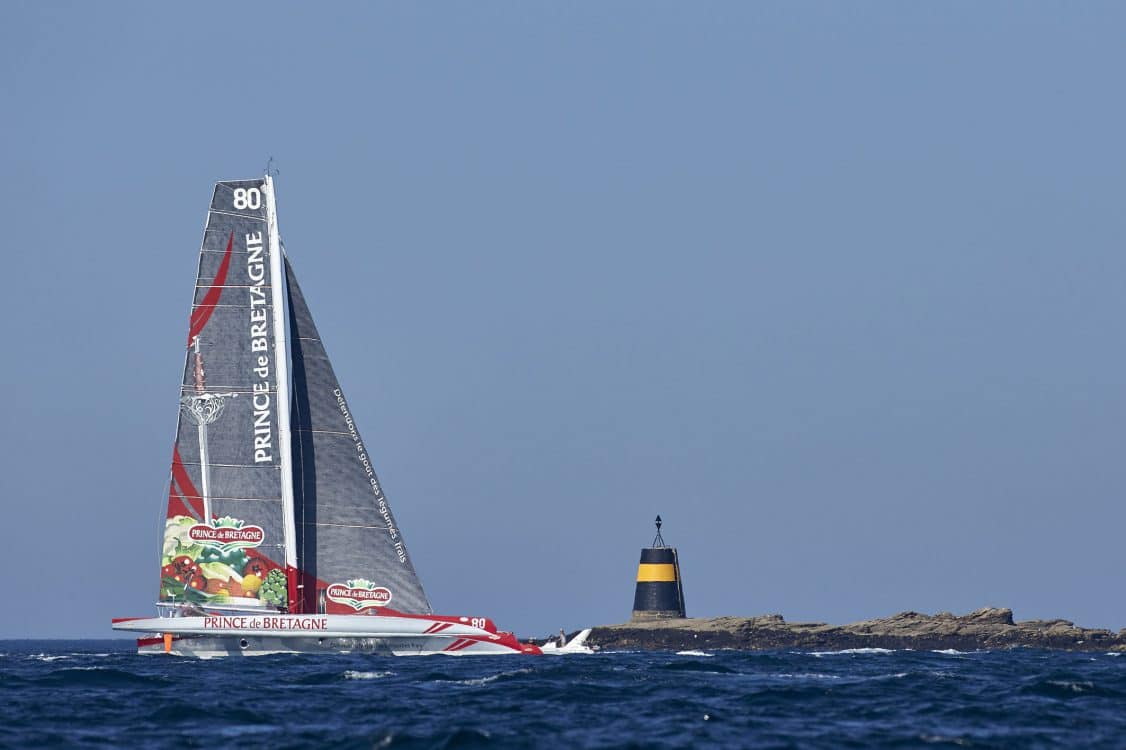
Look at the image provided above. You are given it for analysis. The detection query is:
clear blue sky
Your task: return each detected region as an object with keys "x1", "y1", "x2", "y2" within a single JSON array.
[{"x1": 2, "y1": 2, "x2": 1124, "y2": 638}]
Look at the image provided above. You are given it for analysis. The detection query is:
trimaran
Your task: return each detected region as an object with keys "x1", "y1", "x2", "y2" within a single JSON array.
[{"x1": 113, "y1": 176, "x2": 542, "y2": 656}]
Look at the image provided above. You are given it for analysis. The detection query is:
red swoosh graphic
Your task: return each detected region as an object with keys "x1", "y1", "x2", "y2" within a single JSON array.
[
  {"x1": 166, "y1": 483, "x2": 194, "y2": 519},
  {"x1": 187, "y1": 231, "x2": 234, "y2": 344},
  {"x1": 169, "y1": 445, "x2": 204, "y2": 519}
]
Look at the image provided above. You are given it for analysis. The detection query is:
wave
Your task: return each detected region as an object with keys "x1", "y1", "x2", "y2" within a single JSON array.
[
  {"x1": 35, "y1": 667, "x2": 167, "y2": 688},
  {"x1": 27, "y1": 654, "x2": 71, "y2": 662},
  {"x1": 5, "y1": 649, "x2": 1126, "y2": 746},
  {"x1": 1021, "y1": 679, "x2": 1124, "y2": 699},
  {"x1": 22, "y1": 652, "x2": 111, "y2": 662},
  {"x1": 662, "y1": 660, "x2": 737, "y2": 674},
  {"x1": 676, "y1": 650, "x2": 713, "y2": 657},
  {"x1": 810, "y1": 648, "x2": 897, "y2": 657},
  {"x1": 445, "y1": 668, "x2": 533, "y2": 687},
  {"x1": 149, "y1": 702, "x2": 262, "y2": 724}
]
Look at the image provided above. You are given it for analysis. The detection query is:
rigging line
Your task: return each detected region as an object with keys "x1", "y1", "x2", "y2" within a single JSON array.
[{"x1": 154, "y1": 473, "x2": 175, "y2": 568}]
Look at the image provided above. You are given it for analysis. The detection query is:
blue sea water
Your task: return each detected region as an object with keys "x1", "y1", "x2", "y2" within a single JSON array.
[{"x1": 2, "y1": 641, "x2": 1125, "y2": 748}]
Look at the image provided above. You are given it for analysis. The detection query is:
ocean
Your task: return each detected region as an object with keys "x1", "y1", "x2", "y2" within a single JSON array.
[{"x1": 2, "y1": 640, "x2": 1124, "y2": 748}]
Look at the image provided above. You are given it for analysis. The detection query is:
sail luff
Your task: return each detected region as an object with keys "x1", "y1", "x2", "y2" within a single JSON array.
[{"x1": 265, "y1": 175, "x2": 300, "y2": 611}]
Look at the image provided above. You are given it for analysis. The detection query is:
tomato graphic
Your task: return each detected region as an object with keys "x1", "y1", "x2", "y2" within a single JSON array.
[
  {"x1": 243, "y1": 559, "x2": 270, "y2": 578},
  {"x1": 162, "y1": 555, "x2": 201, "y2": 583}
]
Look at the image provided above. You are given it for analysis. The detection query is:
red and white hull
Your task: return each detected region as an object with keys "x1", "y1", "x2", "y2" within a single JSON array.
[{"x1": 113, "y1": 612, "x2": 542, "y2": 657}]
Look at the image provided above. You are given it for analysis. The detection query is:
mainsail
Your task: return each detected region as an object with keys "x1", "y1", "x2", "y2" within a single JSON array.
[
  {"x1": 286, "y1": 257, "x2": 432, "y2": 615},
  {"x1": 160, "y1": 179, "x2": 290, "y2": 609},
  {"x1": 159, "y1": 176, "x2": 429, "y2": 616}
]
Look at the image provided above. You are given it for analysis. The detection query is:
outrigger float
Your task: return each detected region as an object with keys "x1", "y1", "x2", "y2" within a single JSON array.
[{"x1": 113, "y1": 176, "x2": 540, "y2": 656}]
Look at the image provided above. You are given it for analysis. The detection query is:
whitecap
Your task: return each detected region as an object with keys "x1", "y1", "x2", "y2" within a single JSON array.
[
  {"x1": 450, "y1": 668, "x2": 532, "y2": 686},
  {"x1": 919, "y1": 734, "x2": 972, "y2": 746},
  {"x1": 1048, "y1": 680, "x2": 1095, "y2": 693},
  {"x1": 931, "y1": 649, "x2": 967, "y2": 655},
  {"x1": 774, "y1": 673, "x2": 841, "y2": 680},
  {"x1": 456, "y1": 675, "x2": 501, "y2": 687},
  {"x1": 344, "y1": 670, "x2": 394, "y2": 680},
  {"x1": 28, "y1": 654, "x2": 71, "y2": 662},
  {"x1": 218, "y1": 725, "x2": 277, "y2": 737},
  {"x1": 810, "y1": 647, "x2": 896, "y2": 657},
  {"x1": 676, "y1": 650, "x2": 713, "y2": 657}
]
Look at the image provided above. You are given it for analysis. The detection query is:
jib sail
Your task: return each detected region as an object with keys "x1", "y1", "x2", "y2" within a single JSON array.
[
  {"x1": 160, "y1": 179, "x2": 292, "y2": 610},
  {"x1": 285, "y1": 257, "x2": 433, "y2": 615}
]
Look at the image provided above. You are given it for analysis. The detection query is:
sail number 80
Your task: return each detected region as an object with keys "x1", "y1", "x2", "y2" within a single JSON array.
[{"x1": 233, "y1": 187, "x2": 262, "y2": 210}]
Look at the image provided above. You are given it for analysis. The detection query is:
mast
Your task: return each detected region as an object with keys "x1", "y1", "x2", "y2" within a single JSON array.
[{"x1": 264, "y1": 175, "x2": 299, "y2": 609}]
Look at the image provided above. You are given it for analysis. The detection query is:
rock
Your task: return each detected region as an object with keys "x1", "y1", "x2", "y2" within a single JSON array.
[
  {"x1": 586, "y1": 608, "x2": 1123, "y2": 652},
  {"x1": 967, "y1": 607, "x2": 1014, "y2": 625}
]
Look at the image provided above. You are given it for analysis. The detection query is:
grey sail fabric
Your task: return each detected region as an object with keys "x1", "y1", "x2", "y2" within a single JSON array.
[
  {"x1": 285, "y1": 257, "x2": 432, "y2": 615},
  {"x1": 161, "y1": 179, "x2": 288, "y2": 604}
]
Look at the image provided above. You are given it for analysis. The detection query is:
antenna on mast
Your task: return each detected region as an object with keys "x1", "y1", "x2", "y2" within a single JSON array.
[{"x1": 265, "y1": 156, "x2": 279, "y2": 178}]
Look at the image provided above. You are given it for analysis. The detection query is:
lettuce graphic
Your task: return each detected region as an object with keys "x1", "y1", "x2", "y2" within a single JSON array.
[
  {"x1": 162, "y1": 515, "x2": 204, "y2": 563},
  {"x1": 198, "y1": 562, "x2": 242, "y2": 582}
]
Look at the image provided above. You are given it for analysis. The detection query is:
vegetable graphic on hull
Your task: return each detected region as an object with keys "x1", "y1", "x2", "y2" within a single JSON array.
[
  {"x1": 159, "y1": 555, "x2": 208, "y2": 603},
  {"x1": 159, "y1": 514, "x2": 275, "y2": 607},
  {"x1": 258, "y1": 569, "x2": 288, "y2": 607}
]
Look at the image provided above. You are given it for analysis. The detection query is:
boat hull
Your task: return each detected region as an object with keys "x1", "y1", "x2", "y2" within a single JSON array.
[
  {"x1": 135, "y1": 634, "x2": 529, "y2": 657},
  {"x1": 114, "y1": 613, "x2": 541, "y2": 656}
]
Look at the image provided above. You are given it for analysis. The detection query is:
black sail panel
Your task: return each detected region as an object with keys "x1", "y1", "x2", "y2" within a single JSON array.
[
  {"x1": 286, "y1": 257, "x2": 432, "y2": 615},
  {"x1": 161, "y1": 180, "x2": 289, "y2": 609}
]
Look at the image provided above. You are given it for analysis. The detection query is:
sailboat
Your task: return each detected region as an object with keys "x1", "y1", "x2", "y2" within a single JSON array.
[{"x1": 113, "y1": 176, "x2": 541, "y2": 656}]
